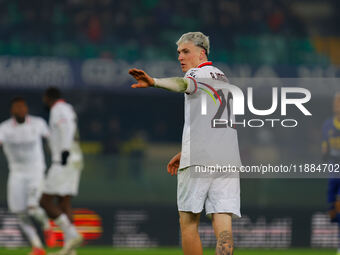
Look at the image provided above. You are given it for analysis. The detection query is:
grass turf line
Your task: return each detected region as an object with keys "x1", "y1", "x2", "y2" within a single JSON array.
[{"x1": 0, "y1": 247, "x2": 335, "y2": 255}]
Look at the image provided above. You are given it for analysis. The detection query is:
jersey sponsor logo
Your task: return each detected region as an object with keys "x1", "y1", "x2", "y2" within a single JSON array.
[
  {"x1": 188, "y1": 70, "x2": 198, "y2": 78},
  {"x1": 210, "y1": 72, "x2": 228, "y2": 82}
]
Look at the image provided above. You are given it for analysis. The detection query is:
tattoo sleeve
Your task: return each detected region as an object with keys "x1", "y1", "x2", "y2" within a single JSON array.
[{"x1": 216, "y1": 230, "x2": 233, "y2": 255}]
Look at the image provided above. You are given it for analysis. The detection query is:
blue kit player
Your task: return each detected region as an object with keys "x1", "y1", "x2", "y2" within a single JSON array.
[{"x1": 322, "y1": 92, "x2": 340, "y2": 254}]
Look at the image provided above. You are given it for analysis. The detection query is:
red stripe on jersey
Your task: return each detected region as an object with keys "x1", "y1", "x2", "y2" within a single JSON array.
[
  {"x1": 187, "y1": 77, "x2": 198, "y2": 94},
  {"x1": 197, "y1": 61, "x2": 212, "y2": 68}
]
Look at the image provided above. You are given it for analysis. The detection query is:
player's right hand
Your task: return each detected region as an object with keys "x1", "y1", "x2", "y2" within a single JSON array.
[
  {"x1": 128, "y1": 68, "x2": 155, "y2": 88},
  {"x1": 167, "y1": 152, "x2": 181, "y2": 176}
]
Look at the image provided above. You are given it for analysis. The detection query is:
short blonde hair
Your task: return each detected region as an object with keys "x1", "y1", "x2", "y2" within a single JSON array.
[{"x1": 176, "y1": 32, "x2": 210, "y2": 55}]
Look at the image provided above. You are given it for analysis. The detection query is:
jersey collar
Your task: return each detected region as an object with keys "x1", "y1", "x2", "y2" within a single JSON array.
[
  {"x1": 51, "y1": 99, "x2": 65, "y2": 109},
  {"x1": 334, "y1": 117, "x2": 340, "y2": 130},
  {"x1": 12, "y1": 116, "x2": 29, "y2": 126},
  {"x1": 197, "y1": 61, "x2": 212, "y2": 68}
]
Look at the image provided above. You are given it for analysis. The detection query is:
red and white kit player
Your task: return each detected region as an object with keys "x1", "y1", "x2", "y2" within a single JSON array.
[
  {"x1": 129, "y1": 32, "x2": 242, "y2": 255},
  {"x1": 0, "y1": 97, "x2": 55, "y2": 255}
]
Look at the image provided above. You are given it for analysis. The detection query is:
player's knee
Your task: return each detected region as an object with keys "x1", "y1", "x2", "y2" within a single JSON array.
[
  {"x1": 216, "y1": 230, "x2": 233, "y2": 255},
  {"x1": 40, "y1": 200, "x2": 48, "y2": 211},
  {"x1": 40, "y1": 195, "x2": 55, "y2": 214},
  {"x1": 58, "y1": 196, "x2": 72, "y2": 211},
  {"x1": 16, "y1": 212, "x2": 31, "y2": 224},
  {"x1": 179, "y1": 212, "x2": 200, "y2": 232}
]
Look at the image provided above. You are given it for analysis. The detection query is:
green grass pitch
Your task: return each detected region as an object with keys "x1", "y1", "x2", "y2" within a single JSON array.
[{"x1": 0, "y1": 247, "x2": 336, "y2": 255}]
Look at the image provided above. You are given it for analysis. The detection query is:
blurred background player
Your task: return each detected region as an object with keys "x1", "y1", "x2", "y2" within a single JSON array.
[
  {"x1": 129, "y1": 32, "x2": 241, "y2": 255},
  {"x1": 0, "y1": 97, "x2": 54, "y2": 255},
  {"x1": 322, "y1": 92, "x2": 340, "y2": 255},
  {"x1": 40, "y1": 87, "x2": 84, "y2": 255}
]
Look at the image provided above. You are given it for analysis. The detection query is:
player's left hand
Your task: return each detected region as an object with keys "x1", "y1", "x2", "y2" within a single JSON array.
[{"x1": 128, "y1": 68, "x2": 155, "y2": 88}]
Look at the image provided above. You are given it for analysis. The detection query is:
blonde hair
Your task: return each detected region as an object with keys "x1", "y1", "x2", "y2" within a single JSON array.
[{"x1": 176, "y1": 32, "x2": 210, "y2": 55}]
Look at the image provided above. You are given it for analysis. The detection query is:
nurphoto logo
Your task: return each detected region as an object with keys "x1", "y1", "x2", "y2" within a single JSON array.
[{"x1": 198, "y1": 79, "x2": 312, "y2": 128}]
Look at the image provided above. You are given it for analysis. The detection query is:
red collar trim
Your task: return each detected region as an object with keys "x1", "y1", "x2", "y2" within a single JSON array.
[
  {"x1": 51, "y1": 99, "x2": 65, "y2": 108},
  {"x1": 197, "y1": 61, "x2": 212, "y2": 68}
]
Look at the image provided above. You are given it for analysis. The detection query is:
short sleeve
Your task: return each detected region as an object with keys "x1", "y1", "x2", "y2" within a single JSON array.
[
  {"x1": 184, "y1": 68, "x2": 200, "y2": 95},
  {"x1": 50, "y1": 106, "x2": 70, "y2": 127},
  {"x1": 184, "y1": 77, "x2": 198, "y2": 95}
]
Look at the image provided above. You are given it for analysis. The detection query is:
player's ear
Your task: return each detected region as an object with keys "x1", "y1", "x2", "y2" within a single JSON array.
[{"x1": 199, "y1": 49, "x2": 206, "y2": 60}]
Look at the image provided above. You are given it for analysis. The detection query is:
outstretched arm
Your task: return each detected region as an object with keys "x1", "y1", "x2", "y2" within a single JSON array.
[
  {"x1": 128, "y1": 68, "x2": 195, "y2": 93},
  {"x1": 128, "y1": 68, "x2": 155, "y2": 88}
]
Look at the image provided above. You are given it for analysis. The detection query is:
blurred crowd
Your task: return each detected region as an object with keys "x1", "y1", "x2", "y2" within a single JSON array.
[
  {"x1": 0, "y1": 0, "x2": 306, "y2": 43},
  {"x1": 0, "y1": 0, "x2": 337, "y2": 64}
]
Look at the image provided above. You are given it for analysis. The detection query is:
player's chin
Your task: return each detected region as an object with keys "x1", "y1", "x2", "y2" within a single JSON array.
[{"x1": 180, "y1": 65, "x2": 187, "y2": 72}]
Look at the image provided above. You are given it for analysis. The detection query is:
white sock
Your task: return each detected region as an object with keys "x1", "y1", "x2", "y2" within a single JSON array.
[
  {"x1": 55, "y1": 213, "x2": 79, "y2": 242},
  {"x1": 28, "y1": 207, "x2": 51, "y2": 231},
  {"x1": 18, "y1": 214, "x2": 43, "y2": 248}
]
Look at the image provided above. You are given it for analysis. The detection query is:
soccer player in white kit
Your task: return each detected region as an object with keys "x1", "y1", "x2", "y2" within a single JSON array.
[
  {"x1": 40, "y1": 88, "x2": 83, "y2": 255},
  {"x1": 129, "y1": 32, "x2": 241, "y2": 255},
  {"x1": 0, "y1": 97, "x2": 55, "y2": 255}
]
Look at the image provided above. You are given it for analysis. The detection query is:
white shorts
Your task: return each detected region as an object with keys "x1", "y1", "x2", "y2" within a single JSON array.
[
  {"x1": 7, "y1": 170, "x2": 44, "y2": 213},
  {"x1": 44, "y1": 163, "x2": 82, "y2": 196},
  {"x1": 177, "y1": 166, "x2": 241, "y2": 217}
]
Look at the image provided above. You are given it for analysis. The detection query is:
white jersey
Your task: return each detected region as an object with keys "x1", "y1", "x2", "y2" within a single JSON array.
[
  {"x1": 0, "y1": 115, "x2": 49, "y2": 173},
  {"x1": 179, "y1": 61, "x2": 242, "y2": 169},
  {"x1": 49, "y1": 100, "x2": 83, "y2": 164}
]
